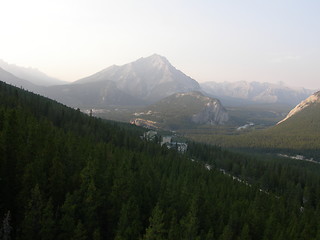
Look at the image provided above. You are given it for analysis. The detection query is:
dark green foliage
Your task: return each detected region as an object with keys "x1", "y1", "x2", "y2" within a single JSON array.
[
  {"x1": 20, "y1": 185, "x2": 43, "y2": 240},
  {"x1": 0, "y1": 81, "x2": 320, "y2": 240},
  {"x1": 142, "y1": 204, "x2": 166, "y2": 240},
  {"x1": 71, "y1": 221, "x2": 87, "y2": 240}
]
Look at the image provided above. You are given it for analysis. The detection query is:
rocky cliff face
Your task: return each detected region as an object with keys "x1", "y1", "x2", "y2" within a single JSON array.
[
  {"x1": 135, "y1": 91, "x2": 229, "y2": 129},
  {"x1": 277, "y1": 91, "x2": 320, "y2": 125},
  {"x1": 191, "y1": 98, "x2": 229, "y2": 125}
]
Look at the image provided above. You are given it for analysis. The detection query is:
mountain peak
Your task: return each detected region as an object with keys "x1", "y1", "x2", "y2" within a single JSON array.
[
  {"x1": 136, "y1": 54, "x2": 171, "y2": 69},
  {"x1": 75, "y1": 54, "x2": 200, "y2": 104},
  {"x1": 149, "y1": 53, "x2": 167, "y2": 60}
]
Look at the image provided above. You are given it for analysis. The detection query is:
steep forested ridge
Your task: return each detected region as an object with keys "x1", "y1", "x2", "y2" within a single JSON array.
[
  {"x1": 1, "y1": 81, "x2": 320, "y2": 240},
  {"x1": 186, "y1": 93, "x2": 320, "y2": 159}
]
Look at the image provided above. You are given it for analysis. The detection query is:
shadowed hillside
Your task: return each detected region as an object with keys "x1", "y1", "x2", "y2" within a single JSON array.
[{"x1": 1, "y1": 80, "x2": 320, "y2": 239}]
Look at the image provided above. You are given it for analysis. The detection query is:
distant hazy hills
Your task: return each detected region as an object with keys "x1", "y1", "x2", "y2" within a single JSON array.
[
  {"x1": 0, "y1": 55, "x2": 313, "y2": 109},
  {"x1": 45, "y1": 80, "x2": 144, "y2": 108},
  {"x1": 0, "y1": 59, "x2": 66, "y2": 86},
  {"x1": 0, "y1": 67, "x2": 40, "y2": 92},
  {"x1": 131, "y1": 91, "x2": 228, "y2": 129},
  {"x1": 201, "y1": 81, "x2": 313, "y2": 106}
]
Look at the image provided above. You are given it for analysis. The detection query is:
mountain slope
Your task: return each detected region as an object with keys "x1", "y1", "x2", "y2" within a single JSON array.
[
  {"x1": 45, "y1": 80, "x2": 144, "y2": 108},
  {"x1": 201, "y1": 81, "x2": 313, "y2": 106},
  {"x1": 131, "y1": 91, "x2": 228, "y2": 129},
  {"x1": 188, "y1": 91, "x2": 320, "y2": 158},
  {"x1": 255, "y1": 92, "x2": 320, "y2": 152},
  {"x1": 0, "y1": 67, "x2": 41, "y2": 93},
  {"x1": 277, "y1": 91, "x2": 320, "y2": 125},
  {"x1": 0, "y1": 59, "x2": 66, "y2": 86},
  {"x1": 75, "y1": 54, "x2": 201, "y2": 103}
]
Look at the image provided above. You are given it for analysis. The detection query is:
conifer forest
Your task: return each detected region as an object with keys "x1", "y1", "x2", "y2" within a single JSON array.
[{"x1": 1, "y1": 81, "x2": 320, "y2": 239}]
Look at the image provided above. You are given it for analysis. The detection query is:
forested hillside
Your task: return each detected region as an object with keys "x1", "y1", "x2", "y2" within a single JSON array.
[
  {"x1": 1, "y1": 81, "x2": 320, "y2": 240},
  {"x1": 187, "y1": 103, "x2": 320, "y2": 160}
]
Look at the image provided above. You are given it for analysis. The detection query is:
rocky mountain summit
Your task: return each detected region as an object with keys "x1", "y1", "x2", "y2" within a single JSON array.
[
  {"x1": 42, "y1": 54, "x2": 202, "y2": 108},
  {"x1": 75, "y1": 54, "x2": 201, "y2": 103}
]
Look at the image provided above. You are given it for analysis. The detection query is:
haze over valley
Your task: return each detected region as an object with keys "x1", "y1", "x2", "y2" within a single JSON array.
[
  {"x1": 0, "y1": 54, "x2": 314, "y2": 131},
  {"x1": 2, "y1": 1, "x2": 320, "y2": 239}
]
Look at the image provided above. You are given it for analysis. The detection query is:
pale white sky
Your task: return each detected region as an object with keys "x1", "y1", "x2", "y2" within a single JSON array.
[{"x1": 1, "y1": 0, "x2": 320, "y2": 89}]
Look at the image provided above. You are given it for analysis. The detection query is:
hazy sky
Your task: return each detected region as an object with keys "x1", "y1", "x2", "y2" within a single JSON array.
[{"x1": 1, "y1": 0, "x2": 320, "y2": 89}]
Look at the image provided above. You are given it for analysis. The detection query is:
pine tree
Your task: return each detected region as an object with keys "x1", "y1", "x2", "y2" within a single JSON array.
[
  {"x1": 142, "y1": 204, "x2": 166, "y2": 240},
  {"x1": 92, "y1": 228, "x2": 101, "y2": 240},
  {"x1": 180, "y1": 196, "x2": 199, "y2": 240},
  {"x1": 168, "y1": 213, "x2": 180, "y2": 240},
  {"x1": 71, "y1": 221, "x2": 87, "y2": 240},
  {"x1": 238, "y1": 223, "x2": 251, "y2": 240},
  {"x1": 20, "y1": 185, "x2": 43, "y2": 240},
  {"x1": 219, "y1": 225, "x2": 233, "y2": 240},
  {"x1": 59, "y1": 193, "x2": 77, "y2": 240},
  {"x1": 79, "y1": 159, "x2": 102, "y2": 234},
  {"x1": 114, "y1": 198, "x2": 142, "y2": 240},
  {"x1": 40, "y1": 199, "x2": 55, "y2": 240},
  {"x1": 205, "y1": 228, "x2": 215, "y2": 240}
]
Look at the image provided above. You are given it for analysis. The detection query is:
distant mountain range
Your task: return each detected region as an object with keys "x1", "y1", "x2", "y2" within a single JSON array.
[
  {"x1": 0, "y1": 55, "x2": 313, "y2": 108},
  {"x1": 0, "y1": 59, "x2": 66, "y2": 86},
  {"x1": 201, "y1": 81, "x2": 314, "y2": 107},
  {"x1": 0, "y1": 54, "x2": 316, "y2": 130}
]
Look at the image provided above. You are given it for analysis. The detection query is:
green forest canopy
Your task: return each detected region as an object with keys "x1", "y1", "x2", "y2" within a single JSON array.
[{"x1": 1, "y1": 81, "x2": 320, "y2": 240}]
